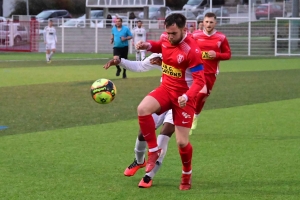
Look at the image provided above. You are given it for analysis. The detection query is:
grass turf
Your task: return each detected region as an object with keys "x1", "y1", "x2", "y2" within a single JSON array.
[{"x1": 0, "y1": 53, "x2": 299, "y2": 199}]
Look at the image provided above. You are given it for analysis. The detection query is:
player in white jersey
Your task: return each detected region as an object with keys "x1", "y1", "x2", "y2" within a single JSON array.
[
  {"x1": 43, "y1": 20, "x2": 57, "y2": 63},
  {"x1": 132, "y1": 20, "x2": 147, "y2": 61},
  {"x1": 103, "y1": 54, "x2": 175, "y2": 188}
]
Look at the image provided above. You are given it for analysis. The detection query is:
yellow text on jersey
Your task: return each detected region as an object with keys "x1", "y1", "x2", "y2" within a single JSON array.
[
  {"x1": 162, "y1": 62, "x2": 182, "y2": 78},
  {"x1": 202, "y1": 51, "x2": 213, "y2": 60}
]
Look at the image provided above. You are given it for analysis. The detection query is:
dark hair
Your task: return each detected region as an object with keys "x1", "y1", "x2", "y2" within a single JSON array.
[
  {"x1": 197, "y1": 20, "x2": 203, "y2": 24},
  {"x1": 49, "y1": 19, "x2": 53, "y2": 22},
  {"x1": 129, "y1": 12, "x2": 136, "y2": 20},
  {"x1": 164, "y1": 13, "x2": 186, "y2": 29},
  {"x1": 204, "y1": 12, "x2": 217, "y2": 19},
  {"x1": 137, "y1": 20, "x2": 142, "y2": 23},
  {"x1": 116, "y1": 17, "x2": 122, "y2": 22}
]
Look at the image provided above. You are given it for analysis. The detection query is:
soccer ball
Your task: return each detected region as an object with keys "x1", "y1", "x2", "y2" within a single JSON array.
[{"x1": 91, "y1": 79, "x2": 117, "y2": 104}]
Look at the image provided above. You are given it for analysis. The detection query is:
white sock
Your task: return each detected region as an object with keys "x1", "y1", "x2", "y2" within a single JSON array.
[
  {"x1": 157, "y1": 135, "x2": 170, "y2": 163},
  {"x1": 134, "y1": 137, "x2": 146, "y2": 164},
  {"x1": 49, "y1": 52, "x2": 54, "y2": 60},
  {"x1": 146, "y1": 135, "x2": 170, "y2": 178},
  {"x1": 46, "y1": 54, "x2": 49, "y2": 61}
]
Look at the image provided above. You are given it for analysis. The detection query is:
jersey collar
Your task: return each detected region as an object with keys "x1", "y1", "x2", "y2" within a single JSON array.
[{"x1": 203, "y1": 29, "x2": 217, "y2": 36}]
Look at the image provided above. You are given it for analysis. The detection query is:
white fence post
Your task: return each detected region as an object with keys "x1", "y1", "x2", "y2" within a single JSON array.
[
  {"x1": 275, "y1": 18, "x2": 278, "y2": 56},
  {"x1": 248, "y1": 1, "x2": 252, "y2": 56},
  {"x1": 95, "y1": 19, "x2": 98, "y2": 53},
  {"x1": 288, "y1": 20, "x2": 291, "y2": 55},
  {"x1": 62, "y1": 19, "x2": 64, "y2": 53}
]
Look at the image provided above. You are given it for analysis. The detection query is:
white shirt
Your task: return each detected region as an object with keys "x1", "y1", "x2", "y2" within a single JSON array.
[
  {"x1": 119, "y1": 53, "x2": 162, "y2": 72},
  {"x1": 132, "y1": 26, "x2": 146, "y2": 45},
  {"x1": 44, "y1": 26, "x2": 57, "y2": 43}
]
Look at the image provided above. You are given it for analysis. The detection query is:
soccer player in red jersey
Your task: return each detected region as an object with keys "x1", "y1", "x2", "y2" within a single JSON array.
[
  {"x1": 135, "y1": 13, "x2": 206, "y2": 190},
  {"x1": 190, "y1": 12, "x2": 231, "y2": 134}
]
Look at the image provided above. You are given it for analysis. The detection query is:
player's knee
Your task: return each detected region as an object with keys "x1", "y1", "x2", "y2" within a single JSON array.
[
  {"x1": 176, "y1": 138, "x2": 189, "y2": 148},
  {"x1": 137, "y1": 104, "x2": 151, "y2": 116}
]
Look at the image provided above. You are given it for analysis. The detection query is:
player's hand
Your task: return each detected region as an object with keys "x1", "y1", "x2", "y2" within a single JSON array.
[
  {"x1": 120, "y1": 36, "x2": 126, "y2": 41},
  {"x1": 150, "y1": 57, "x2": 162, "y2": 66},
  {"x1": 178, "y1": 95, "x2": 187, "y2": 108},
  {"x1": 136, "y1": 41, "x2": 150, "y2": 50},
  {"x1": 208, "y1": 50, "x2": 216, "y2": 58},
  {"x1": 103, "y1": 56, "x2": 120, "y2": 69}
]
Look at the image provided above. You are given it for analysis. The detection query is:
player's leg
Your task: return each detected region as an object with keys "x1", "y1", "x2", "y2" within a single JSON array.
[
  {"x1": 190, "y1": 92, "x2": 207, "y2": 135},
  {"x1": 139, "y1": 110, "x2": 174, "y2": 188},
  {"x1": 124, "y1": 131, "x2": 146, "y2": 176},
  {"x1": 49, "y1": 43, "x2": 56, "y2": 62},
  {"x1": 124, "y1": 113, "x2": 163, "y2": 176},
  {"x1": 172, "y1": 101, "x2": 195, "y2": 190},
  {"x1": 45, "y1": 44, "x2": 50, "y2": 62},
  {"x1": 191, "y1": 74, "x2": 216, "y2": 135},
  {"x1": 175, "y1": 125, "x2": 193, "y2": 190},
  {"x1": 122, "y1": 46, "x2": 129, "y2": 79},
  {"x1": 113, "y1": 47, "x2": 122, "y2": 76},
  {"x1": 138, "y1": 86, "x2": 170, "y2": 173},
  {"x1": 140, "y1": 50, "x2": 146, "y2": 61}
]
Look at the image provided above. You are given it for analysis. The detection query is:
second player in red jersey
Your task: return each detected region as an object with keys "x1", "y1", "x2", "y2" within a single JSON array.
[{"x1": 191, "y1": 12, "x2": 231, "y2": 134}]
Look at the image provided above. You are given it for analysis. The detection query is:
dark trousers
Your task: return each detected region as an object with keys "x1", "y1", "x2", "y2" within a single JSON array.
[{"x1": 113, "y1": 46, "x2": 129, "y2": 77}]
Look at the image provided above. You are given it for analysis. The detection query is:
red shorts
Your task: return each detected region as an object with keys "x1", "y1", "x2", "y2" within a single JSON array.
[{"x1": 148, "y1": 85, "x2": 195, "y2": 128}]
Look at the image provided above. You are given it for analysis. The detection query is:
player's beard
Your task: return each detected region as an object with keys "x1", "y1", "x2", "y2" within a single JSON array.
[
  {"x1": 168, "y1": 31, "x2": 184, "y2": 45},
  {"x1": 205, "y1": 26, "x2": 214, "y2": 35}
]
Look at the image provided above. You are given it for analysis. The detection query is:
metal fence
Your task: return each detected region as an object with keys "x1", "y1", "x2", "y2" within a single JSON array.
[
  {"x1": 38, "y1": 17, "x2": 298, "y2": 57},
  {"x1": 2, "y1": 1, "x2": 299, "y2": 56}
]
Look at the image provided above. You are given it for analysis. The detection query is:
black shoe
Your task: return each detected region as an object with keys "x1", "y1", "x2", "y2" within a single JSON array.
[
  {"x1": 116, "y1": 66, "x2": 121, "y2": 76},
  {"x1": 122, "y1": 72, "x2": 127, "y2": 79}
]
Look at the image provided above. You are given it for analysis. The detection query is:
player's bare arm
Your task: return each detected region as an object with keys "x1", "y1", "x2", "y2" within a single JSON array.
[
  {"x1": 103, "y1": 56, "x2": 120, "y2": 69},
  {"x1": 110, "y1": 34, "x2": 114, "y2": 44}
]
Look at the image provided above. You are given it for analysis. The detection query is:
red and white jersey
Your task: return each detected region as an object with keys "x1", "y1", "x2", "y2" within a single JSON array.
[
  {"x1": 148, "y1": 33, "x2": 205, "y2": 100},
  {"x1": 193, "y1": 30, "x2": 231, "y2": 75}
]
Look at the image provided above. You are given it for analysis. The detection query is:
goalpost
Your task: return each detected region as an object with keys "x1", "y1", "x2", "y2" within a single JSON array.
[{"x1": 275, "y1": 17, "x2": 300, "y2": 56}]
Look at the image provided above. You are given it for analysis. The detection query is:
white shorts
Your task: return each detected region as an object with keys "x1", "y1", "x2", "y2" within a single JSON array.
[
  {"x1": 152, "y1": 109, "x2": 173, "y2": 129},
  {"x1": 46, "y1": 42, "x2": 56, "y2": 50}
]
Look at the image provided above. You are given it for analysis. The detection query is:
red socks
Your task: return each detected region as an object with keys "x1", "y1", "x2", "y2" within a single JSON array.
[
  {"x1": 138, "y1": 115, "x2": 157, "y2": 149},
  {"x1": 179, "y1": 142, "x2": 193, "y2": 173}
]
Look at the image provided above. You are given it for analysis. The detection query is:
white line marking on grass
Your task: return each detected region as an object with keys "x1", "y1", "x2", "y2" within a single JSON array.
[{"x1": 0, "y1": 58, "x2": 109, "y2": 62}]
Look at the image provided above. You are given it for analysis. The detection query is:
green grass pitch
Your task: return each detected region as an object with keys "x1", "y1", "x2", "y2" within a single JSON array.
[{"x1": 0, "y1": 53, "x2": 300, "y2": 200}]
